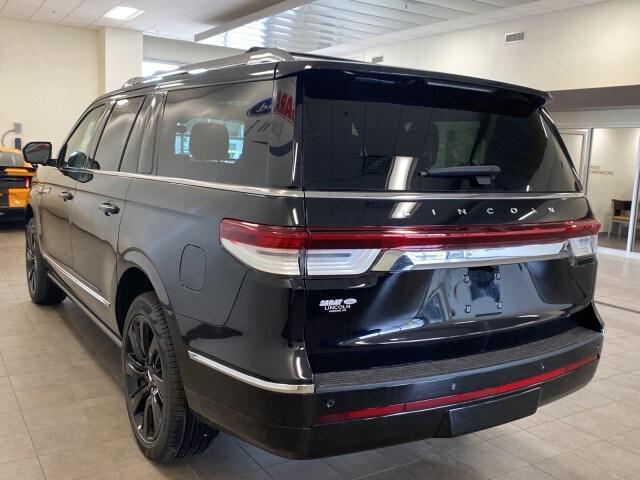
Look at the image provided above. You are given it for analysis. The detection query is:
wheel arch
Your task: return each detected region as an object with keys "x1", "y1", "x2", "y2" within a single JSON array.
[
  {"x1": 116, "y1": 251, "x2": 172, "y2": 336},
  {"x1": 24, "y1": 204, "x2": 34, "y2": 223}
]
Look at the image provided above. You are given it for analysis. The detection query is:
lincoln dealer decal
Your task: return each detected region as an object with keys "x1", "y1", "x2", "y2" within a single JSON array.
[{"x1": 320, "y1": 298, "x2": 358, "y2": 313}]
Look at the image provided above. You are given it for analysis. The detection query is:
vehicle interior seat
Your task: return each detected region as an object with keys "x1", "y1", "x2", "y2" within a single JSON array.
[{"x1": 188, "y1": 122, "x2": 229, "y2": 181}]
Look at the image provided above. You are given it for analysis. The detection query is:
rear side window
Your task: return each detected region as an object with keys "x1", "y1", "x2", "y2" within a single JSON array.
[
  {"x1": 157, "y1": 81, "x2": 273, "y2": 186},
  {"x1": 120, "y1": 95, "x2": 154, "y2": 173},
  {"x1": 92, "y1": 97, "x2": 145, "y2": 171},
  {"x1": 302, "y1": 70, "x2": 579, "y2": 193}
]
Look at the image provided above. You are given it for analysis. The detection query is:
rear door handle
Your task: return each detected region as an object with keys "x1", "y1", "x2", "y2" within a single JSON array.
[
  {"x1": 58, "y1": 191, "x2": 73, "y2": 201},
  {"x1": 98, "y1": 202, "x2": 120, "y2": 216}
]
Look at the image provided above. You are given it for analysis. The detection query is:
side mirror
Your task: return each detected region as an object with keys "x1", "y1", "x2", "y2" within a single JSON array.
[{"x1": 23, "y1": 142, "x2": 52, "y2": 166}]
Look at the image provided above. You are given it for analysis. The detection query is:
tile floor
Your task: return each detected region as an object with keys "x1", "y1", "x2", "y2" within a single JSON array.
[{"x1": 1, "y1": 219, "x2": 640, "y2": 480}]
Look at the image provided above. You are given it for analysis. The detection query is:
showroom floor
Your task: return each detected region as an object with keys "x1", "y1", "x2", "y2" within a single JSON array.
[{"x1": 1, "y1": 221, "x2": 640, "y2": 480}]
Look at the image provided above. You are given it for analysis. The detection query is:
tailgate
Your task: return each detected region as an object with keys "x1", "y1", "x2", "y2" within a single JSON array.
[
  {"x1": 303, "y1": 196, "x2": 601, "y2": 372},
  {"x1": 298, "y1": 68, "x2": 601, "y2": 373}
]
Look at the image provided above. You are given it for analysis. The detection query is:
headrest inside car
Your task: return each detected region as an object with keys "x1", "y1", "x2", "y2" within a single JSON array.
[{"x1": 189, "y1": 123, "x2": 229, "y2": 161}]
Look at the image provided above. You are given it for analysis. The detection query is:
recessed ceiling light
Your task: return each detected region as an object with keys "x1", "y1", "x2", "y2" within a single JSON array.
[{"x1": 103, "y1": 6, "x2": 144, "y2": 21}]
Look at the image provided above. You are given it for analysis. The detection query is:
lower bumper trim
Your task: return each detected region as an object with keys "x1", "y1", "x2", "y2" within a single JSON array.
[
  {"x1": 316, "y1": 354, "x2": 597, "y2": 424},
  {"x1": 188, "y1": 351, "x2": 314, "y2": 394}
]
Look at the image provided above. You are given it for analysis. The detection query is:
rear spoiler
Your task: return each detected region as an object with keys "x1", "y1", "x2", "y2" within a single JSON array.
[{"x1": 0, "y1": 165, "x2": 35, "y2": 177}]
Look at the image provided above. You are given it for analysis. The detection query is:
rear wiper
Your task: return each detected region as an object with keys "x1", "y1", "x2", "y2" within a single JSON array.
[{"x1": 418, "y1": 165, "x2": 501, "y2": 185}]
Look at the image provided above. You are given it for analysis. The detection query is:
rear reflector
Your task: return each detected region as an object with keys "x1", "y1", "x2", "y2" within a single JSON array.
[
  {"x1": 220, "y1": 219, "x2": 600, "y2": 276},
  {"x1": 315, "y1": 354, "x2": 598, "y2": 424}
]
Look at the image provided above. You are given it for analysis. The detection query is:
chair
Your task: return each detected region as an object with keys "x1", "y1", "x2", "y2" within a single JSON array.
[{"x1": 608, "y1": 199, "x2": 632, "y2": 238}]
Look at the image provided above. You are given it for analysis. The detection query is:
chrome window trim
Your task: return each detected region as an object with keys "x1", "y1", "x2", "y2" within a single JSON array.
[
  {"x1": 372, "y1": 242, "x2": 570, "y2": 272},
  {"x1": 42, "y1": 253, "x2": 110, "y2": 307},
  {"x1": 303, "y1": 191, "x2": 585, "y2": 200},
  {"x1": 84, "y1": 170, "x2": 305, "y2": 198},
  {"x1": 188, "y1": 351, "x2": 315, "y2": 394},
  {"x1": 79, "y1": 170, "x2": 584, "y2": 200}
]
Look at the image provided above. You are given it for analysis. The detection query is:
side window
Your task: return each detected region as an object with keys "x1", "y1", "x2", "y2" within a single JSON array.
[
  {"x1": 92, "y1": 97, "x2": 145, "y2": 171},
  {"x1": 120, "y1": 96, "x2": 153, "y2": 173},
  {"x1": 59, "y1": 105, "x2": 106, "y2": 169},
  {"x1": 157, "y1": 81, "x2": 272, "y2": 186}
]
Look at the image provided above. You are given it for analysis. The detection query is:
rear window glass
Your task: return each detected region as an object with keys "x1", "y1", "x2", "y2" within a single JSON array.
[
  {"x1": 302, "y1": 70, "x2": 579, "y2": 193},
  {"x1": 157, "y1": 81, "x2": 273, "y2": 186},
  {"x1": 0, "y1": 152, "x2": 23, "y2": 167}
]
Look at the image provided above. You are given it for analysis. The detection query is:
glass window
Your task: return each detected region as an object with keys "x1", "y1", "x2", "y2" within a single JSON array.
[
  {"x1": 157, "y1": 81, "x2": 272, "y2": 186},
  {"x1": 120, "y1": 96, "x2": 153, "y2": 173},
  {"x1": 92, "y1": 97, "x2": 145, "y2": 171},
  {"x1": 302, "y1": 70, "x2": 580, "y2": 193},
  {"x1": 59, "y1": 105, "x2": 106, "y2": 169},
  {"x1": 585, "y1": 128, "x2": 640, "y2": 252},
  {"x1": 0, "y1": 151, "x2": 23, "y2": 167}
]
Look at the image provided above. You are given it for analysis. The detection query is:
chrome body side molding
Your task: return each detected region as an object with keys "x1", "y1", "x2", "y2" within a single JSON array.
[
  {"x1": 46, "y1": 273, "x2": 122, "y2": 347},
  {"x1": 188, "y1": 351, "x2": 315, "y2": 394},
  {"x1": 42, "y1": 253, "x2": 110, "y2": 307}
]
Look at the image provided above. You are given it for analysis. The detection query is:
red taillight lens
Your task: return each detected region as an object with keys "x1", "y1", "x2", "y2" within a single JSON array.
[
  {"x1": 219, "y1": 219, "x2": 307, "y2": 249},
  {"x1": 24, "y1": 177, "x2": 31, "y2": 189},
  {"x1": 305, "y1": 220, "x2": 600, "y2": 250},
  {"x1": 219, "y1": 219, "x2": 601, "y2": 277}
]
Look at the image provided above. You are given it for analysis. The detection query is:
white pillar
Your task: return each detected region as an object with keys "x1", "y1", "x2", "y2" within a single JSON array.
[{"x1": 98, "y1": 27, "x2": 143, "y2": 94}]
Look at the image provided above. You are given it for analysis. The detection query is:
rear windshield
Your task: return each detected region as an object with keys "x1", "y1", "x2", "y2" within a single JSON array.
[
  {"x1": 302, "y1": 70, "x2": 579, "y2": 193},
  {"x1": 0, "y1": 151, "x2": 23, "y2": 167}
]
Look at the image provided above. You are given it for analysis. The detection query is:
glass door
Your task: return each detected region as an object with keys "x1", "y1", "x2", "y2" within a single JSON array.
[
  {"x1": 630, "y1": 133, "x2": 640, "y2": 253},
  {"x1": 586, "y1": 128, "x2": 640, "y2": 252},
  {"x1": 560, "y1": 129, "x2": 590, "y2": 187}
]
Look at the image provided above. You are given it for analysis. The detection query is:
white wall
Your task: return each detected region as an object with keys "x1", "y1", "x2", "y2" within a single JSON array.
[
  {"x1": 552, "y1": 108, "x2": 640, "y2": 129},
  {"x1": 99, "y1": 27, "x2": 143, "y2": 94},
  {"x1": 0, "y1": 18, "x2": 99, "y2": 152},
  {"x1": 346, "y1": 0, "x2": 640, "y2": 92},
  {"x1": 143, "y1": 36, "x2": 242, "y2": 66}
]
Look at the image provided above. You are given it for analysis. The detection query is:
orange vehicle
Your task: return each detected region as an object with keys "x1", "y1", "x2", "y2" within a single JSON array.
[{"x1": 0, "y1": 147, "x2": 35, "y2": 218}]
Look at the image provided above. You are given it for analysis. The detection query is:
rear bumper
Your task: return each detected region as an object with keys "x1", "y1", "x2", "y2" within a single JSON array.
[
  {"x1": 184, "y1": 326, "x2": 603, "y2": 459},
  {"x1": 0, "y1": 188, "x2": 28, "y2": 213}
]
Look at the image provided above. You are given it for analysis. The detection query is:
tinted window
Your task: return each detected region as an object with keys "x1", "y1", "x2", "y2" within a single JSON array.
[
  {"x1": 60, "y1": 105, "x2": 106, "y2": 169},
  {"x1": 120, "y1": 95, "x2": 153, "y2": 173},
  {"x1": 0, "y1": 151, "x2": 23, "y2": 167},
  {"x1": 93, "y1": 97, "x2": 145, "y2": 171},
  {"x1": 302, "y1": 70, "x2": 579, "y2": 193},
  {"x1": 157, "y1": 81, "x2": 272, "y2": 186}
]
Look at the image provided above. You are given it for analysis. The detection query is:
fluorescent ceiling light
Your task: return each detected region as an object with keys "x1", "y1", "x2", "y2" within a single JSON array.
[{"x1": 103, "y1": 6, "x2": 144, "y2": 21}]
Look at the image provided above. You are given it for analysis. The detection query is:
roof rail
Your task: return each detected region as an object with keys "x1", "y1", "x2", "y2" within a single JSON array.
[
  {"x1": 289, "y1": 51, "x2": 364, "y2": 63},
  {"x1": 122, "y1": 47, "x2": 296, "y2": 88}
]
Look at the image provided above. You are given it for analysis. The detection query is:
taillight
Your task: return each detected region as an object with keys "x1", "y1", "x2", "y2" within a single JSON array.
[
  {"x1": 220, "y1": 219, "x2": 600, "y2": 277},
  {"x1": 219, "y1": 220, "x2": 306, "y2": 276},
  {"x1": 25, "y1": 177, "x2": 31, "y2": 189}
]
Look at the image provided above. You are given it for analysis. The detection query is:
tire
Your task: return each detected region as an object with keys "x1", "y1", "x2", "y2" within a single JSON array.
[
  {"x1": 25, "y1": 218, "x2": 66, "y2": 305},
  {"x1": 122, "y1": 291, "x2": 218, "y2": 462}
]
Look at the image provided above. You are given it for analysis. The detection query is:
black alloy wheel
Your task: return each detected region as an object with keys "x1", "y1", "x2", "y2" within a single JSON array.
[
  {"x1": 25, "y1": 226, "x2": 37, "y2": 295},
  {"x1": 122, "y1": 292, "x2": 217, "y2": 461},
  {"x1": 124, "y1": 314, "x2": 167, "y2": 443},
  {"x1": 25, "y1": 218, "x2": 66, "y2": 305}
]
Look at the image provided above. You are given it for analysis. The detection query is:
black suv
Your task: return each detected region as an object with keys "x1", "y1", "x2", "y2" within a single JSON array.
[{"x1": 22, "y1": 48, "x2": 603, "y2": 462}]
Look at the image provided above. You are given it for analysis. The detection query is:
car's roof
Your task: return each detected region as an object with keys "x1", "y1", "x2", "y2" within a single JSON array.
[{"x1": 100, "y1": 48, "x2": 550, "y2": 107}]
